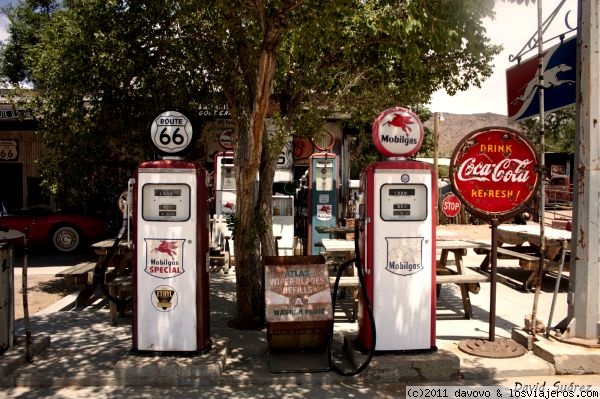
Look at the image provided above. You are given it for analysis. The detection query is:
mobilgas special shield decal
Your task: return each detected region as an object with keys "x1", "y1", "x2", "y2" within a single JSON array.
[{"x1": 145, "y1": 238, "x2": 186, "y2": 278}]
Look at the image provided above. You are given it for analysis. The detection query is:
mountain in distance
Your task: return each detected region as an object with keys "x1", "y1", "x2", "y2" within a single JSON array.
[{"x1": 422, "y1": 112, "x2": 518, "y2": 157}]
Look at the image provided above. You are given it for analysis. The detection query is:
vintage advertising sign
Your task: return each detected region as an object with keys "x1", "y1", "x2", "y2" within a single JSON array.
[
  {"x1": 151, "y1": 285, "x2": 178, "y2": 312},
  {"x1": 218, "y1": 129, "x2": 234, "y2": 150},
  {"x1": 450, "y1": 127, "x2": 539, "y2": 220},
  {"x1": 372, "y1": 107, "x2": 424, "y2": 157},
  {"x1": 149, "y1": 110, "x2": 194, "y2": 155},
  {"x1": 265, "y1": 263, "x2": 333, "y2": 322},
  {"x1": 506, "y1": 35, "x2": 576, "y2": 122},
  {"x1": 0, "y1": 139, "x2": 18, "y2": 161}
]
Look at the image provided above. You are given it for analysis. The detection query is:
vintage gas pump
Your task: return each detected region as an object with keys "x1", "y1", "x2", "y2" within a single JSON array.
[
  {"x1": 307, "y1": 132, "x2": 338, "y2": 255},
  {"x1": 213, "y1": 151, "x2": 236, "y2": 216},
  {"x1": 356, "y1": 107, "x2": 436, "y2": 352},
  {"x1": 132, "y1": 110, "x2": 210, "y2": 352}
]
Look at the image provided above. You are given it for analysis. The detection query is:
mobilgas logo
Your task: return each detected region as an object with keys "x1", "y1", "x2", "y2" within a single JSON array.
[
  {"x1": 381, "y1": 134, "x2": 418, "y2": 146},
  {"x1": 145, "y1": 238, "x2": 186, "y2": 278},
  {"x1": 375, "y1": 109, "x2": 423, "y2": 156},
  {"x1": 386, "y1": 260, "x2": 423, "y2": 275},
  {"x1": 385, "y1": 237, "x2": 424, "y2": 276}
]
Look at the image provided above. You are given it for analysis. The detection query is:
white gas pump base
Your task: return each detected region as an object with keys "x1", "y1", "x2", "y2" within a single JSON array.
[
  {"x1": 113, "y1": 338, "x2": 229, "y2": 386},
  {"x1": 342, "y1": 335, "x2": 460, "y2": 382}
]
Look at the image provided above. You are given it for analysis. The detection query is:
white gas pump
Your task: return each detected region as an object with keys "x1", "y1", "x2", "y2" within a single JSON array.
[
  {"x1": 211, "y1": 151, "x2": 235, "y2": 259},
  {"x1": 214, "y1": 151, "x2": 236, "y2": 216},
  {"x1": 132, "y1": 110, "x2": 210, "y2": 352},
  {"x1": 356, "y1": 107, "x2": 436, "y2": 352},
  {"x1": 307, "y1": 132, "x2": 339, "y2": 255}
]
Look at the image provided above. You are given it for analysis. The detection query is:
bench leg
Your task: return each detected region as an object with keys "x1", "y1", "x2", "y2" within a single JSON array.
[
  {"x1": 524, "y1": 271, "x2": 538, "y2": 291},
  {"x1": 75, "y1": 283, "x2": 98, "y2": 307},
  {"x1": 454, "y1": 250, "x2": 474, "y2": 319},
  {"x1": 109, "y1": 283, "x2": 118, "y2": 326},
  {"x1": 479, "y1": 253, "x2": 490, "y2": 272}
]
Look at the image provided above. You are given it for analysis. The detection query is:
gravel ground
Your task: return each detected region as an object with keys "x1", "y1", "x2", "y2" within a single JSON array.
[{"x1": 12, "y1": 274, "x2": 78, "y2": 321}]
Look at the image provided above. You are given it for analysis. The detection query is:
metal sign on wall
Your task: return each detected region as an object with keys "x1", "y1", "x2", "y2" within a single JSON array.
[
  {"x1": 450, "y1": 127, "x2": 540, "y2": 221},
  {"x1": 0, "y1": 139, "x2": 18, "y2": 161},
  {"x1": 506, "y1": 35, "x2": 576, "y2": 122}
]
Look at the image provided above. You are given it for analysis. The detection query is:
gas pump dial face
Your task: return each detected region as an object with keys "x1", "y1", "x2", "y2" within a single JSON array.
[
  {"x1": 142, "y1": 183, "x2": 191, "y2": 221},
  {"x1": 316, "y1": 161, "x2": 334, "y2": 191},
  {"x1": 380, "y1": 184, "x2": 427, "y2": 221}
]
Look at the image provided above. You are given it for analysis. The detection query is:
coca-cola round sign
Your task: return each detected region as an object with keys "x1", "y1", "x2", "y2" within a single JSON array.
[{"x1": 450, "y1": 127, "x2": 539, "y2": 220}]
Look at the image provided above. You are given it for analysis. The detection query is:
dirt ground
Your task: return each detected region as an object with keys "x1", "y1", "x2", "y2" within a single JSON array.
[{"x1": 12, "y1": 274, "x2": 78, "y2": 322}]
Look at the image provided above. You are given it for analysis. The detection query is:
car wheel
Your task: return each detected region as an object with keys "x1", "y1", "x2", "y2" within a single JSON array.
[{"x1": 51, "y1": 225, "x2": 81, "y2": 253}]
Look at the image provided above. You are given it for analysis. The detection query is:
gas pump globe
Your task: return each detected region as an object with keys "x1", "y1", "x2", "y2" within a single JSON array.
[{"x1": 356, "y1": 107, "x2": 437, "y2": 352}]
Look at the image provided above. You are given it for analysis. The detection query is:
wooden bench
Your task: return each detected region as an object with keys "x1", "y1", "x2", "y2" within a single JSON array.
[
  {"x1": 475, "y1": 245, "x2": 540, "y2": 267},
  {"x1": 55, "y1": 261, "x2": 96, "y2": 285},
  {"x1": 475, "y1": 246, "x2": 541, "y2": 290},
  {"x1": 55, "y1": 262, "x2": 98, "y2": 306},
  {"x1": 436, "y1": 243, "x2": 496, "y2": 319},
  {"x1": 330, "y1": 276, "x2": 359, "y2": 322},
  {"x1": 436, "y1": 272, "x2": 490, "y2": 285}
]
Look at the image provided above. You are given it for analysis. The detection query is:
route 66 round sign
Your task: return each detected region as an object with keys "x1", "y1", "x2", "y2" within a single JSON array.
[{"x1": 149, "y1": 110, "x2": 194, "y2": 155}]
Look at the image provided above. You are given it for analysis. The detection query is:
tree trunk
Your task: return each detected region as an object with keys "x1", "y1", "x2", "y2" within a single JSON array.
[
  {"x1": 258, "y1": 137, "x2": 278, "y2": 257},
  {"x1": 232, "y1": 48, "x2": 278, "y2": 329}
]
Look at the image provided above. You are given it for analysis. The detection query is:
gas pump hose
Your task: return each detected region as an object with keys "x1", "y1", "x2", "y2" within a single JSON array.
[{"x1": 328, "y1": 218, "x2": 376, "y2": 376}]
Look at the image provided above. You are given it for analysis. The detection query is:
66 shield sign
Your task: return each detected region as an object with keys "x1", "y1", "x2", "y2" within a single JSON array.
[
  {"x1": 149, "y1": 110, "x2": 194, "y2": 155},
  {"x1": 450, "y1": 127, "x2": 539, "y2": 220}
]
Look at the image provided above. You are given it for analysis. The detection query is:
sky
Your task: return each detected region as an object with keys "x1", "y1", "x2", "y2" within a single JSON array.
[
  {"x1": 0, "y1": 1, "x2": 579, "y2": 116},
  {"x1": 428, "y1": 0, "x2": 578, "y2": 116}
]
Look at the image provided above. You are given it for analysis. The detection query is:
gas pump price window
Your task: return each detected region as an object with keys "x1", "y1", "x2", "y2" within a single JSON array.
[
  {"x1": 142, "y1": 183, "x2": 191, "y2": 222},
  {"x1": 380, "y1": 184, "x2": 427, "y2": 221}
]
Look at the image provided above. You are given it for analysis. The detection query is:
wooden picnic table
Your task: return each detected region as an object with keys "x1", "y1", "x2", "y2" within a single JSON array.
[
  {"x1": 496, "y1": 223, "x2": 571, "y2": 289},
  {"x1": 55, "y1": 238, "x2": 131, "y2": 307},
  {"x1": 320, "y1": 237, "x2": 493, "y2": 319},
  {"x1": 436, "y1": 239, "x2": 491, "y2": 318}
]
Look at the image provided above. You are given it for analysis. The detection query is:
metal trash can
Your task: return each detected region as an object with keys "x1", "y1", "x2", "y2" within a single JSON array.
[{"x1": 0, "y1": 242, "x2": 14, "y2": 354}]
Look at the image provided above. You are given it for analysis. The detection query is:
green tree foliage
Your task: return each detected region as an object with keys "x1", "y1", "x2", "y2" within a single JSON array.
[
  {"x1": 0, "y1": 0, "x2": 501, "y2": 327},
  {"x1": 0, "y1": 0, "x2": 57, "y2": 85},
  {"x1": 519, "y1": 106, "x2": 576, "y2": 154}
]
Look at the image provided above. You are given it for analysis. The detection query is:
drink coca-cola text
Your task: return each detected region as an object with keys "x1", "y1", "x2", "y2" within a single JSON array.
[{"x1": 456, "y1": 157, "x2": 533, "y2": 183}]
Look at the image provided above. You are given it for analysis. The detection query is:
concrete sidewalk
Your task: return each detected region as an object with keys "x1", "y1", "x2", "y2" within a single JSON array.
[{"x1": 1, "y1": 248, "x2": 599, "y2": 398}]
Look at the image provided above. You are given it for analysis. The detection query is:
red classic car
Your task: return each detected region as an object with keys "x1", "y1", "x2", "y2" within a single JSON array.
[{"x1": 0, "y1": 207, "x2": 109, "y2": 253}]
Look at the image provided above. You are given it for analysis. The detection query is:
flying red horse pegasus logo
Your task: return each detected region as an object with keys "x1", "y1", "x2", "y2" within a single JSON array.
[
  {"x1": 152, "y1": 240, "x2": 179, "y2": 259},
  {"x1": 319, "y1": 205, "x2": 331, "y2": 213},
  {"x1": 383, "y1": 113, "x2": 414, "y2": 135}
]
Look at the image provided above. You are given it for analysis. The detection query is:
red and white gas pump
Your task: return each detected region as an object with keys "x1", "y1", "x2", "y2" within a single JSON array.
[
  {"x1": 356, "y1": 107, "x2": 436, "y2": 352},
  {"x1": 132, "y1": 110, "x2": 210, "y2": 352}
]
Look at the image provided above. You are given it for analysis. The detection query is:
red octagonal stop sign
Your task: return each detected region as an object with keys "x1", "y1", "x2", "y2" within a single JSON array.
[
  {"x1": 450, "y1": 127, "x2": 540, "y2": 221},
  {"x1": 442, "y1": 193, "x2": 462, "y2": 218}
]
